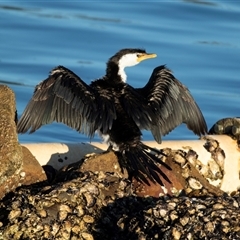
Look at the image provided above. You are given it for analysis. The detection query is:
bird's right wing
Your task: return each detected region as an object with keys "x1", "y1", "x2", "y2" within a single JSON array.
[
  {"x1": 17, "y1": 66, "x2": 116, "y2": 137},
  {"x1": 121, "y1": 65, "x2": 207, "y2": 143}
]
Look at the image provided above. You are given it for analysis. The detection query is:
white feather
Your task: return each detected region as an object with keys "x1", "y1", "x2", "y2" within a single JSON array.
[{"x1": 118, "y1": 53, "x2": 139, "y2": 82}]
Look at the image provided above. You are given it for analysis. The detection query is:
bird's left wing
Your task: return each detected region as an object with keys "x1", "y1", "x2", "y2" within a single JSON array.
[
  {"x1": 17, "y1": 66, "x2": 116, "y2": 137},
  {"x1": 122, "y1": 65, "x2": 207, "y2": 143}
]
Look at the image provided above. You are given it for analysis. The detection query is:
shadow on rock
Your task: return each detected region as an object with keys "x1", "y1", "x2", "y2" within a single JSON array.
[{"x1": 92, "y1": 196, "x2": 165, "y2": 240}]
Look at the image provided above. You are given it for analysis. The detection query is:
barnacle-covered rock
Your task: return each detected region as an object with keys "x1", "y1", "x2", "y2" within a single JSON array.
[
  {"x1": 209, "y1": 117, "x2": 240, "y2": 137},
  {"x1": 0, "y1": 170, "x2": 240, "y2": 239}
]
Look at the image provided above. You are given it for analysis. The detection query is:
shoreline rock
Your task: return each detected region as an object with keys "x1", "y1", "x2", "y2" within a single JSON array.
[
  {"x1": 0, "y1": 85, "x2": 46, "y2": 200},
  {"x1": 0, "y1": 171, "x2": 240, "y2": 239}
]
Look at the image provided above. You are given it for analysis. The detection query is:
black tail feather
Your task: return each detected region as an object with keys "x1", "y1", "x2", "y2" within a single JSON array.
[{"x1": 115, "y1": 142, "x2": 171, "y2": 186}]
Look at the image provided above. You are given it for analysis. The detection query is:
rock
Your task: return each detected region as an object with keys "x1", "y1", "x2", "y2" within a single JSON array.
[
  {"x1": 20, "y1": 146, "x2": 47, "y2": 185},
  {"x1": 209, "y1": 117, "x2": 240, "y2": 141},
  {"x1": 55, "y1": 151, "x2": 128, "y2": 183},
  {"x1": 0, "y1": 171, "x2": 240, "y2": 239},
  {"x1": 0, "y1": 85, "x2": 47, "y2": 200},
  {"x1": 0, "y1": 86, "x2": 23, "y2": 200},
  {"x1": 56, "y1": 148, "x2": 223, "y2": 198},
  {"x1": 81, "y1": 151, "x2": 128, "y2": 177}
]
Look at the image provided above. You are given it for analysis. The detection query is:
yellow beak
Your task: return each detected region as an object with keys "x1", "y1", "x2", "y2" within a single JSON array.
[{"x1": 137, "y1": 53, "x2": 157, "y2": 62}]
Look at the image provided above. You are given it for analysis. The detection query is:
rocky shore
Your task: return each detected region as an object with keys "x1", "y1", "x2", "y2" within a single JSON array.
[{"x1": 0, "y1": 85, "x2": 240, "y2": 239}]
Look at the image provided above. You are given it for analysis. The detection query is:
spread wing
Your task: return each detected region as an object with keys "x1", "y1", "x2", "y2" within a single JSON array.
[
  {"x1": 122, "y1": 65, "x2": 207, "y2": 143},
  {"x1": 17, "y1": 66, "x2": 116, "y2": 137}
]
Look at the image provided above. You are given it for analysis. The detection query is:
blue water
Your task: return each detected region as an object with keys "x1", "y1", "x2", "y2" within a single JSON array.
[{"x1": 1, "y1": 1, "x2": 240, "y2": 143}]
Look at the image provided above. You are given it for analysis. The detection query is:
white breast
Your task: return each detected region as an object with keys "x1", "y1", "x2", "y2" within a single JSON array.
[{"x1": 97, "y1": 131, "x2": 119, "y2": 151}]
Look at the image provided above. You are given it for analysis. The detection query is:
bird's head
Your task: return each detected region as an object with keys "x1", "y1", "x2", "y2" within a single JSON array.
[{"x1": 106, "y1": 48, "x2": 157, "y2": 83}]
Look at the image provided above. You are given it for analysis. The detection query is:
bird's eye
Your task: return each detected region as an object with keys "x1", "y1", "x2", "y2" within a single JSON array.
[{"x1": 137, "y1": 54, "x2": 141, "y2": 57}]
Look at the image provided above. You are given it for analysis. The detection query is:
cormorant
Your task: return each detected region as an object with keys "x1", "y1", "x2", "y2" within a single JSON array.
[{"x1": 17, "y1": 48, "x2": 207, "y2": 185}]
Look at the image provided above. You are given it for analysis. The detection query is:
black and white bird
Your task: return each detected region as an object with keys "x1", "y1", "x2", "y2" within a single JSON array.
[{"x1": 17, "y1": 48, "x2": 207, "y2": 185}]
